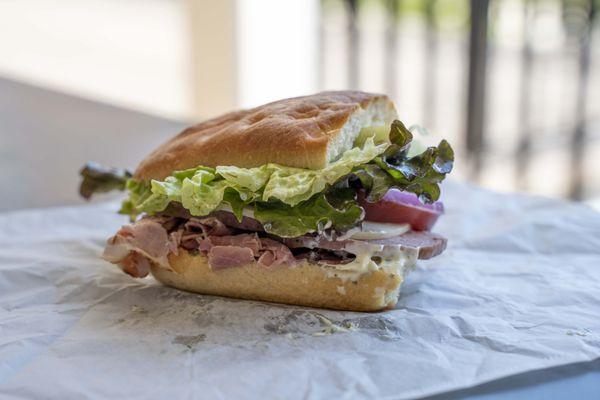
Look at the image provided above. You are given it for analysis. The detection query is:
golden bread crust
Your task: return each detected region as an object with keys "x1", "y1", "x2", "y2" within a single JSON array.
[
  {"x1": 150, "y1": 249, "x2": 404, "y2": 312},
  {"x1": 135, "y1": 91, "x2": 394, "y2": 180}
]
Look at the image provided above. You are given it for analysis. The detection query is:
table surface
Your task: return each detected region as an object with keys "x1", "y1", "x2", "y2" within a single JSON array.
[
  {"x1": 0, "y1": 77, "x2": 186, "y2": 212},
  {"x1": 1, "y1": 77, "x2": 599, "y2": 399}
]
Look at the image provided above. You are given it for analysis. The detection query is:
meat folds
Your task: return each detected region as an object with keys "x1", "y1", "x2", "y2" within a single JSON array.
[{"x1": 103, "y1": 213, "x2": 446, "y2": 277}]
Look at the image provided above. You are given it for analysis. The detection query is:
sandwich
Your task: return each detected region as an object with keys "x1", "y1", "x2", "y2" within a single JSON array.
[{"x1": 80, "y1": 91, "x2": 453, "y2": 311}]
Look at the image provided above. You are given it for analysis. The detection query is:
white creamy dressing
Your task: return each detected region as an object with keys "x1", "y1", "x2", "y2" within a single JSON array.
[{"x1": 321, "y1": 242, "x2": 418, "y2": 282}]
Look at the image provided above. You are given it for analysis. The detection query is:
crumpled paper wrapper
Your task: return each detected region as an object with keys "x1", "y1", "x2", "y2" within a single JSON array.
[{"x1": 1, "y1": 181, "x2": 599, "y2": 399}]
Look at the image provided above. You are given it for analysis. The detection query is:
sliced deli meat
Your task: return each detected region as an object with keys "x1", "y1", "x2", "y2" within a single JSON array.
[
  {"x1": 280, "y1": 230, "x2": 447, "y2": 260},
  {"x1": 256, "y1": 238, "x2": 297, "y2": 268},
  {"x1": 117, "y1": 251, "x2": 152, "y2": 278},
  {"x1": 184, "y1": 217, "x2": 233, "y2": 237},
  {"x1": 198, "y1": 235, "x2": 296, "y2": 268},
  {"x1": 370, "y1": 231, "x2": 447, "y2": 259},
  {"x1": 208, "y1": 246, "x2": 255, "y2": 269},
  {"x1": 209, "y1": 210, "x2": 265, "y2": 233},
  {"x1": 103, "y1": 218, "x2": 179, "y2": 278},
  {"x1": 102, "y1": 214, "x2": 446, "y2": 276},
  {"x1": 198, "y1": 233, "x2": 262, "y2": 255}
]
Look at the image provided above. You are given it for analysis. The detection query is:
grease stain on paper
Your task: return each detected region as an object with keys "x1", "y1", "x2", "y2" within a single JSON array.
[
  {"x1": 345, "y1": 315, "x2": 404, "y2": 341},
  {"x1": 173, "y1": 334, "x2": 207, "y2": 350},
  {"x1": 263, "y1": 310, "x2": 403, "y2": 340},
  {"x1": 130, "y1": 305, "x2": 148, "y2": 314}
]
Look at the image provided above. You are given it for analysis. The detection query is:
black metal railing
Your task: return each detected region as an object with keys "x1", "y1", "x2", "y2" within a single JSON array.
[{"x1": 318, "y1": 0, "x2": 598, "y2": 200}]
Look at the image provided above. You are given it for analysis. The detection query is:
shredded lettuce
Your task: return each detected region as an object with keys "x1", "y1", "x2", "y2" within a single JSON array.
[
  {"x1": 124, "y1": 137, "x2": 386, "y2": 215},
  {"x1": 122, "y1": 169, "x2": 366, "y2": 237}
]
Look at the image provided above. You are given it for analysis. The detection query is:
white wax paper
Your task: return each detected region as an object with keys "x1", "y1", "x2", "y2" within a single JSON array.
[{"x1": 1, "y1": 181, "x2": 599, "y2": 399}]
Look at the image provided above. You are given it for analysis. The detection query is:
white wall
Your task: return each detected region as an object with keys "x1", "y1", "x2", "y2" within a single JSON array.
[{"x1": 236, "y1": 0, "x2": 319, "y2": 108}]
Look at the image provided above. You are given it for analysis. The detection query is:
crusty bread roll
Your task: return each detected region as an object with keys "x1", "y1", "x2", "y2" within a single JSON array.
[
  {"x1": 135, "y1": 91, "x2": 397, "y2": 181},
  {"x1": 151, "y1": 250, "x2": 411, "y2": 312}
]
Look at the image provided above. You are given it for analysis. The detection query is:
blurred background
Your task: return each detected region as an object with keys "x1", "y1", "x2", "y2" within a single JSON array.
[{"x1": 0, "y1": 0, "x2": 598, "y2": 211}]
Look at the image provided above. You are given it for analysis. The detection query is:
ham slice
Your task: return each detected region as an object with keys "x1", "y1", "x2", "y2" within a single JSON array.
[
  {"x1": 118, "y1": 252, "x2": 152, "y2": 278},
  {"x1": 198, "y1": 235, "x2": 296, "y2": 268},
  {"x1": 103, "y1": 218, "x2": 178, "y2": 278},
  {"x1": 184, "y1": 217, "x2": 232, "y2": 236},
  {"x1": 257, "y1": 238, "x2": 297, "y2": 268},
  {"x1": 181, "y1": 233, "x2": 202, "y2": 251},
  {"x1": 179, "y1": 217, "x2": 234, "y2": 250},
  {"x1": 208, "y1": 246, "x2": 255, "y2": 269},
  {"x1": 199, "y1": 234, "x2": 262, "y2": 256},
  {"x1": 157, "y1": 205, "x2": 266, "y2": 233},
  {"x1": 209, "y1": 210, "x2": 265, "y2": 232}
]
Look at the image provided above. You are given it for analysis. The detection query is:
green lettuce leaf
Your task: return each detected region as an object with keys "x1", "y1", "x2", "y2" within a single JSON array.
[
  {"x1": 260, "y1": 137, "x2": 387, "y2": 206},
  {"x1": 222, "y1": 188, "x2": 253, "y2": 221},
  {"x1": 216, "y1": 165, "x2": 272, "y2": 192},
  {"x1": 79, "y1": 162, "x2": 131, "y2": 200},
  {"x1": 118, "y1": 179, "x2": 152, "y2": 219},
  {"x1": 346, "y1": 120, "x2": 454, "y2": 204},
  {"x1": 354, "y1": 125, "x2": 392, "y2": 147},
  {"x1": 254, "y1": 188, "x2": 363, "y2": 237},
  {"x1": 351, "y1": 163, "x2": 396, "y2": 202},
  {"x1": 372, "y1": 138, "x2": 454, "y2": 203}
]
